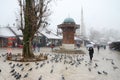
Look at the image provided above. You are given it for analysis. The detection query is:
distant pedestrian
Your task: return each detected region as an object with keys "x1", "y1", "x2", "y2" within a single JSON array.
[
  {"x1": 33, "y1": 43, "x2": 37, "y2": 51},
  {"x1": 77, "y1": 43, "x2": 80, "y2": 48},
  {"x1": 7, "y1": 47, "x2": 12, "y2": 60},
  {"x1": 104, "y1": 45, "x2": 106, "y2": 49},
  {"x1": 51, "y1": 44, "x2": 55, "y2": 51},
  {"x1": 12, "y1": 41, "x2": 15, "y2": 48},
  {"x1": 88, "y1": 47, "x2": 94, "y2": 62},
  {"x1": 37, "y1": 43, "x2": 41, "y2": 52},
  {"x1": 97, "y1": 45, "x2": 100, "y2": 52},
  {"x1": 15, "y1": 42, "x2": 18, "y2": 47}
]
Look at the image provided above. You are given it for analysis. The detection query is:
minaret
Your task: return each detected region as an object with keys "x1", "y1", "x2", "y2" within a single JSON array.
[{"x1": 80, "y1": 7, "x2": 86, "y2": 38}]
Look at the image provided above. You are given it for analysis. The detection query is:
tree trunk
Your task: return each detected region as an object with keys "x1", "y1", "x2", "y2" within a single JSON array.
[
  {"x1": 22, "y1": 0, "x2": 35, "y2": 59},
  {"x1": 22, "y1": 35, "x2": 34, "y2": 59},
  {"x1": 20, "y1": 0, "x2": 51, "y2": 59}
]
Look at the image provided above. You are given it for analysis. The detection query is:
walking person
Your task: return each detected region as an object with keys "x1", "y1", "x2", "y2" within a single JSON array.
[
  {"x1": 33, "y1": 42, "x2": 37, "y2": 52},
  {"x1": 37, "y1": 43, "x2": 41, "y2": 52},
  {"x1": 97, "y1": 45, "x2": 100, "y2": 52},
  {"x1": 7, "y1": 46, "x2": 12, "y2": 60},
  {"x1": 51, "y1": 44, "x2": 55, "y2": 51},
  {"x1": 88, "y1": 47, "x2": 94, "y2": 62},
  {"x1": 103, "y1": 45, "x2": 106, "y2": 50}
]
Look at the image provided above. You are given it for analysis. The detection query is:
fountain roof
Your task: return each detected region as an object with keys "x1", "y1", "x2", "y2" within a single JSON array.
[{"x1": 63, "y1": 17, "x2": 75, "y2": 23}]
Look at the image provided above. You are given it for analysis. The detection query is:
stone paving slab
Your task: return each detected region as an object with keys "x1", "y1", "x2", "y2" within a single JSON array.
[{"x1": 0, "y1": 47, "x2": 120, "y2": 80}]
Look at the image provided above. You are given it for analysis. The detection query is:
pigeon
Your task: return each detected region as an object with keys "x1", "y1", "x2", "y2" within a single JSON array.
[
  {"x1": 50, "y1": 69, "x2": 53, "y2": 73},
  {"x1": 10, "y1": 69, "x2": 15, "y2": 73},
  {"x1": 19, "y1": 64, "x2": 23, "y2": 67},
  {"x1": 9, "y1": 62, "x2": 12, "y2": 65},
  {"x1": 24, "y1": 73, "x2": 28, "y2": 78},
  {"x1": 47, "y1": 61, "x2": 49, "y2": 64},
  {"x1": 88, "y1": 68, "x2": 91, "y2": 72},
  {"x1": 11, "y1": 71, "x2": 16, "y2": 76},
  {"x1": 103, "y1": 71, "x2": 108, "y2": 75},
  {"x1": 25, "y1": 63, "x2": 30, "y2": 66},
  {"x1": 40, "y1": 64, "x2": 43, "y2": 68},
  {"x1": 11, "y1": 64, "x2": 15, "y2": 68},
  {"x1": 106, "y1": 58, "x2": 113, "y2": 61},
  {"x1": 35, "y1": 66, "x2": 38, "y2": 69},
  {"x1": 2, "y1": 54, "x2": 6, "y2": 57},
  {"x1": 113, "y1": 66, "x2": 119, "y2": 70},
  {"x1": 65, "y1": 67, "x2": 68, "y2": 70},
  {"x1": 35, "y1": 62, "x2": 39, "y2": 65},
  {"x1": 38, "y1": 75, "x2": 42, "y2": 80},
  {"x1": 52, "y1": 65, "x2": 54, "y2": 68},
  {"x1": 95, "y1": 63, "x2": 98, "y2": 67},
  {"x1": 28, "y1": 68, "x2": 32, "y2": 71},
  {"x1": 71, "y1": 63, "x2": 75, "y2": 65},
  {"x1": 102, "y1": 58, "x2": 105, "y2": 60},
  {"x1": 61, "y1": 75, "x2": 65, "y2": 80},
  {"x1": 3, "y1": 60, "x2": 6, "y2": 62},
  {"x1": 14, "y1": 73, "x2": 19, "y2": 78},
  {"x1": 21, "y1": 67, "x2": 24, "y2": 71},
  {"x1": 94, "y1": 63, "x2": 98, "y2": 68},
  {"x1": 16, "y1": 74, "x2": 21, "y2": 80},
  {"x1": 16, "y1": 63, "x2": 19, "y2": 66},
  {"x1": 85, "y1": 64, "x2": 87, "y2": 66},
  {"x1": 97, "y1": 71, "x2": 102, "y2": 74},
  {"x1": 111, "y1": 61, "x2": 115, "y2": 65}
]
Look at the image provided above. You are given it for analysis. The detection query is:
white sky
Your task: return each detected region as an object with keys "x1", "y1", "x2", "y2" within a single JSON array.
[
  {"x1": 50, "y1": 0, "x2": 120, "y2": 31},
  {"x1": 0, "y1": 0, "x2": 18, "y2": 26},
  {"x1": 0, "y1": 0, "x2": 120, "y2": 34}
]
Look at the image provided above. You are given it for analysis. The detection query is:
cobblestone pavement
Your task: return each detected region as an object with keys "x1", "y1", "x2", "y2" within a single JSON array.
[{"x1": 0, "y1": 47, "x2": 120, "y2": 80}]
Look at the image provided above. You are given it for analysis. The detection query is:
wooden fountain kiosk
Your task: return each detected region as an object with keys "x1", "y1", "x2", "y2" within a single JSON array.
[{"x1": 58, "y1": 18, "x2": 79, "y2": 50}]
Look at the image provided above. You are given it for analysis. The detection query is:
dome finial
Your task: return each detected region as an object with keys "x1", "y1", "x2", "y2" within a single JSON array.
[{"x1": 68, "y1": 14, "x2": 70, "y2": 18}]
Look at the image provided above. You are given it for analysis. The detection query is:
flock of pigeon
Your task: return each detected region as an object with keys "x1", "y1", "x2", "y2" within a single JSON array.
[{"x1": 0, "y1": 50, "x2": 119, "y2": 80}]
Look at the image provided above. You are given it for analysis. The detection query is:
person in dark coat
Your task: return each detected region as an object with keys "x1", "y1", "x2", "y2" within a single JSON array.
[
  {"x1": 103, "y1": 45, "x2": 106, "y2": 49},
  {"x1": 88, "y1": 47, "x2": 94, "y2": 61},
  {"x1": 33, "y1": 43, "x2": 37, "y2": 51},
  {"x1": 97, "y1": 45, "x2": 100, "y2": 52}
]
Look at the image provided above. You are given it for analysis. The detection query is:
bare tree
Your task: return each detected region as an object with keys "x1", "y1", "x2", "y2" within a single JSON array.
[
  {"x1": 89, "y1": 28, "x2": 102, "y2": 42},
  {"x1": 17, "y1": 0, "x2": 52, "y2": 59}
]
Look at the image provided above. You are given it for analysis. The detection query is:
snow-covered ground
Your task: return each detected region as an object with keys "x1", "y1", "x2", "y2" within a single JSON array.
[{"x1": 0, "y1": 47, "x2": 120, "y2": 80}]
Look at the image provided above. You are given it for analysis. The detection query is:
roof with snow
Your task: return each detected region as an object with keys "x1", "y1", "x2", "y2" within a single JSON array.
[
  {"x1": 0, "y1": 27, "x2": 15, "y2": 37},
  {"x1": 0, "y1": 27, "x2": 82, "y2": 40},
  {"x1": 10, "y1": 27, "x2": 22, "y2": 36},
  {"x1": 40, "y1": 28, "x2": 62, "y2": 39}
]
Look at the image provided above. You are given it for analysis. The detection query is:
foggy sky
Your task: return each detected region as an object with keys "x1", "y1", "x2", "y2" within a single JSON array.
[
  {"x1": 0, "y1": 0, "x2": 18, "y2": 26},
  {"x1": 0, "y1": 0, "x2": 120, "y2": 34},
  {"x1": 50, "y1": 0, "x2": 120, "y2": 32}
]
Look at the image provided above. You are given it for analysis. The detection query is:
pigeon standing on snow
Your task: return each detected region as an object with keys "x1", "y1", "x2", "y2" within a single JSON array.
[
  {"x1": 97, "y1": 71, "x2": 102, "y2": 74},
  {"x1": 24, "y1": 73, "x2": 28, "y2": 78},
  {"x1": 88, "y1": 68, "x2": 91, "y2": 72},
  {"x1": 61, "y1": 75, "x2": 65, "y2": 80},
  {"x1": 103, "y1": 71, "x2": 108, "y2": 75},
  {"x1": 38, "y1": 75, "x2": 42, "y2": 80},
  {"x1": 0, "y1": 69, "x2": 1, "y2": 73}
]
